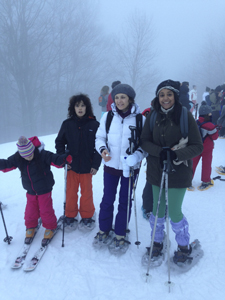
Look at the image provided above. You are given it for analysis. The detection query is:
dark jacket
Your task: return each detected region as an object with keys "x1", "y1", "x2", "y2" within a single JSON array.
[
  {"x1": 140, "y1": 109, "x2": 203, "y2": 188},
  {"x1": 55, "y1": 115, "x2": 101, "y2": 174},
  {"x1": 179, "y1": 85, "x2": 191, "y2": 110},
  {"x1": 0, "y1": 149, "x2": 66, "y2": 195}
]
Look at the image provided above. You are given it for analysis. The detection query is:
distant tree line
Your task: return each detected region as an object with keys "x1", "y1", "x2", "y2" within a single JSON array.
[{"x1": 0, "y1": 0, "x2": 158, "y2": 143}]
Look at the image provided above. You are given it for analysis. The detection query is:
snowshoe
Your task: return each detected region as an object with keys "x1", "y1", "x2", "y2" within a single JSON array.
[
  {"x1": 171, "y1": 239, "x2": 203, "y2": 273},
  {"x1": 92, "y1": 230, "x2": 115, "y2": 249},
  {"x1": 63, "y1": 216, "x2": 78, "y2": 231},
  {"x1": 78, "y1": 212, "x2": 96, "y2": 232},
  {"x1": 142, "y1": 232, "x2": 168, "y2": 268},
  {"x1": 187, "y1": 186, "x2": 195, "y2": 191},
  {"x1": 216, "y1": 166, "x2": 225, "y2": 175},
  {"x1": 108, "y1": 235, "x2": 130, "y2": 255},
  {"x1": 197, "y1": 180, "x2": 214, "y2": 191}
]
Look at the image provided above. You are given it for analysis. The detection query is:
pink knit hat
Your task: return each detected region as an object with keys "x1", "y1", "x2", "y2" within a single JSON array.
[{"x1": 17, "y1": 136, "x2": 35, "y2": 158}]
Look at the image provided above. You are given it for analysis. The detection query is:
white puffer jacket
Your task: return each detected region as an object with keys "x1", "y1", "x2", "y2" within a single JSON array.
[{"x1": 95, "y1": 103, "x2": 147, "y2": 170}]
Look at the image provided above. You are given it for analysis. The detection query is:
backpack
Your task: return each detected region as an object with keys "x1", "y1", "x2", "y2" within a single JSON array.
[
  {"x1": 98, "y1": 95, "x2": 107, "y2": 107},
  {"x1": 196, "y1": 120, "x2": 208, "y2": 142},
  {"x1": 149, "y1": 106, "x2": 188, "y2": 138},
  {"x1": 105, "y1": 111, "x2": 143, "y2": 152}
]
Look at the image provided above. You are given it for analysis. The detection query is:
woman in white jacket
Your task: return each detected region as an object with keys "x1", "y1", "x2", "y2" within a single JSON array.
[{"x1": 93, "y1": 84, "x2": 146, "y2": 254}]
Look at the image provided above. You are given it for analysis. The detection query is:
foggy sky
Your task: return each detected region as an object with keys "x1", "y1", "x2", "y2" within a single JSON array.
[{"x1": 98, "y1": 0, "x2": 225, "y2": 93}]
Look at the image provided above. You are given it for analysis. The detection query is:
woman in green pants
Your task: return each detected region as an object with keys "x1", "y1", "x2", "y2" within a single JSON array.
[{"x1": 140, "y1": 79, "x2": 203, "y2": 264}]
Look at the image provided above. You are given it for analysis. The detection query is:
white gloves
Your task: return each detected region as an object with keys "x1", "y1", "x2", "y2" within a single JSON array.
[
  {"x1": 121, "y1": 151, "x2": 143, "y2": 178},
  {"x1": 126, "y1": 151, "x2": 142, "y2": 167}
]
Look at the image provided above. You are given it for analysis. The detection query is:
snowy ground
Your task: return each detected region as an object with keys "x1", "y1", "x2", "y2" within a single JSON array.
[{"x1": 0, "y1": 135, "x2": 224, "y2": 300}]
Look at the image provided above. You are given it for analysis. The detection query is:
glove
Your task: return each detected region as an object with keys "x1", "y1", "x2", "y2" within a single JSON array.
[
  {"x1": 62, "y1": 150, "x2": 72, "y2": 165},
  {"x1": 126, "y1": 151, "x2": 142, "y2": 167},
  {"x1": 65, "y1": 154, "x2": 72, "y2": 164},
  {"x1": 159, "y1": 147, "x2": 177, "y2": 170}
]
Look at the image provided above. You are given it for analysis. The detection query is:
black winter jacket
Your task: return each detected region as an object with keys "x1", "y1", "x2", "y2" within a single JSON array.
[
  {"x1": 0, "y1": 149, "x2": 66, "y2": 195},
  {"x1": 179, "y1": 85, "x2": 191, "y2": 111},
  {"x1": 55, "y1": 115, "x2": 101, "y2": 174}
]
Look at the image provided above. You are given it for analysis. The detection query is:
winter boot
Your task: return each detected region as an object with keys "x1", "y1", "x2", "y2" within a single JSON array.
[
  {"x1": 92, "y1": 230, "x2": 115, "y2": 248},
  {"x1": 108, "y1": 234, "x2": 130, "y2": 255},
  {"x1": 141, "y1": 231, "x2": 167, "y2": 267},
  {"x1": 78, "y1": 212, "x2": 96, "y2": 231},
  {"x1": 63, "y1": 216, "x2": 78, "y2": 231},
  {"x1": 197, "y1": 180, "x2": 214, "y2": 191},
  {"x1": 25, "y1": 227, "x2": 37, "y2": 245},
  {"x1": 41, "y1": 229, "x2": 55, "y2": 247},
  {"x1": 216, "y1": 166, "x2": 225, "y2": 175},
  {"x1": 141, "y1": 206, "x2": 151, "y2": 220},
  {"x1": 187, "y1": 186, "x2": 195, "y2": 191},
  {"x1": 173, "y1": 245, "x2": 193, "y2": 264}
]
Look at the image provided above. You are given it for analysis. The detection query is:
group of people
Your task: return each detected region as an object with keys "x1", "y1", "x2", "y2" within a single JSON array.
[{"x1": 0, "y1": 78, "x2": 222, "y2": 268}]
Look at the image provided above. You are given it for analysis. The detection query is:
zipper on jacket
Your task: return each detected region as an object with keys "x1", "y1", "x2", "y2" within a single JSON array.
[{"x1": 27, "y1": 164, "x2": 37, "y2": 194}]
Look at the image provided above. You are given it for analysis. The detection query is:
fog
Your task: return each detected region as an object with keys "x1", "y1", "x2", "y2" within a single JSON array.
[{"x1": 0, "y1": 0, "x2": 225, "y2": 143}]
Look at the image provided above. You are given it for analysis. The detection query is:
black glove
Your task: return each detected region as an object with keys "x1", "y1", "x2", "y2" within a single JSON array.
[{"x1": 159, "y1": 147, "x2": 177, "y2": 171}]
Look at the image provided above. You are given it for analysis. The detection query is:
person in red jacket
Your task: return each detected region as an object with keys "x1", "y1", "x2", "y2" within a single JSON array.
[
  {"x1": 106, "y1": 80, "x2": 121, "y2": 111},
  {"x1": 190, "y1": 101, "x2": 218, "y2": 191}
]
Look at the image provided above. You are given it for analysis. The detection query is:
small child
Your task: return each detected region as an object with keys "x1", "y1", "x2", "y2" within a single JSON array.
[
  {"x1": 191, "y1": 101, "x2": 218, "y2": 191},
  {"x1": 0, "y1": 136, "x2": 72, "y2": 246},
  {"x1": 55, "y1": 94, "x2": 102, "y2": 231}
]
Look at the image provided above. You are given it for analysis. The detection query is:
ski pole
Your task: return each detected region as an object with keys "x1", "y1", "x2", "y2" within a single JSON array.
[
  {"x1": 145, "y1": 165, "x2": 166, "y2": 282},
  {"x1": 62, "y1": 164, "x2": 68, "y2": 247},
  {"x1": 125, "y1": 126, "x2": 136, "y2": 239},
  {"x1": 164, "y1": 152, "x2": 173, "y2": 292},
  {"x1": 132, "y1": 171, "x2": 141, "y2": 247},
  {"x1": 0, "y1": 202, "x2": 13, "y2": 244}
]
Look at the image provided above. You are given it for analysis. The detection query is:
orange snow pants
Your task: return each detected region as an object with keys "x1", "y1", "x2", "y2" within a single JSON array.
[{"x1": 65, "y1": 170, "x2": 95, "y2": 219}]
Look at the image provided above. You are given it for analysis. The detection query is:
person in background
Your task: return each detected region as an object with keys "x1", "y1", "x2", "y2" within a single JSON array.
[
  {"x1": 106, "y1": 80, "x2": 121, "y2": 111},
  {"x1": 202, "y1": 86, "x2": 211, "y2": 105},
  {"x1": 179, "y1": 81, "x2": 191, "y2": 111},
  {"x1": 99, "y1": 86, "x2": 110, "y2": 118},
  {"x1": 189, "y1": 85, "x2": 197, "y2": 113},
  {"x1": 0, "y1": 136, "x2": 72, "y2": 246},
  {"x1": 189, "y1": 101, "x2": 218, "y2": 191},
  {"x1": 94, "y1": 83, "x2": 146, "y2": 254},
  {"x1": 210, "y1": 85, "x2": 222, "y2": 124},
  {"x1": 141, "y1": 105, "x2": 153, "y2": 220},
  {"x1": 217, "y1": 104, "x2": 225, "y2": 138},
  {"x1": 55, "y1": 94, "x2": 102, "y2": 231},
  {"x1": 140, "y1": 79, "x2": 203, "y2": 265}
]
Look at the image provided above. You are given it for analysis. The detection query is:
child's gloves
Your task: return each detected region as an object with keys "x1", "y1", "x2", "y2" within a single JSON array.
[
  {"x1": 126, "y1": 151, "x2": 142, "y2": 167},
  {"x1": 63, "y1": 150, "x2": 72, "y2": 164}
]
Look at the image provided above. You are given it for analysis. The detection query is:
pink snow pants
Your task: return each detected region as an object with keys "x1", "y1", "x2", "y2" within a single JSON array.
[{"x1": 24, "y1": 192, "x2": 57, "y2": 230}]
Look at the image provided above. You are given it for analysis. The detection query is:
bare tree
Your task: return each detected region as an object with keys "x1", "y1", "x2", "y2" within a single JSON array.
[
  {"x1": 0, "y1": 0, "x2": 110, "y2": 142},
  {"x1": 112, "y1": 11, "x2": 159, "y2": 105}
]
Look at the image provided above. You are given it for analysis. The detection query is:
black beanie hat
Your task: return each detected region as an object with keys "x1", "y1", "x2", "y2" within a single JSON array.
[
  {"x1": 111, "y1": 81, "x2": 121, "y2": 89},
  {"x1": 156, "y1": 79, "x2": 180, "y2": 96}
]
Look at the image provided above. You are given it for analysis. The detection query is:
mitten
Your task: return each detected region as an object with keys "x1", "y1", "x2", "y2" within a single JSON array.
[{"x1": 126, "y1": 151, "x2": 142, "y2": 167}]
